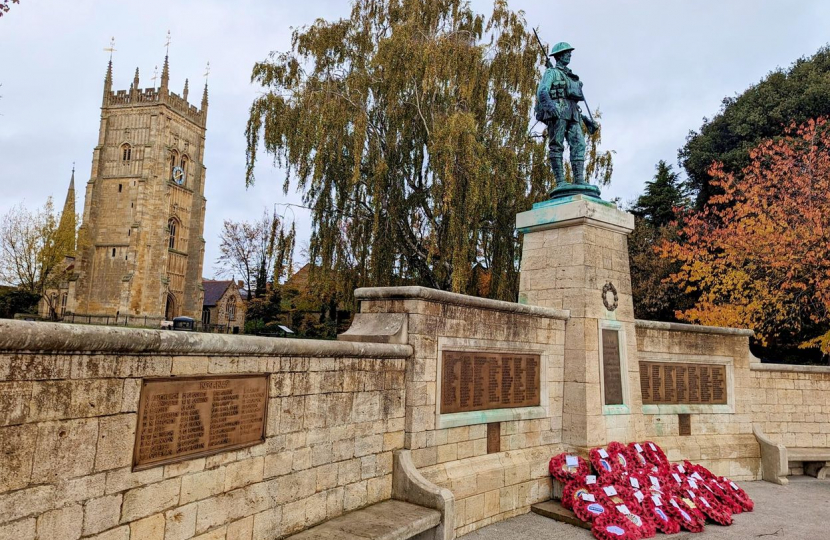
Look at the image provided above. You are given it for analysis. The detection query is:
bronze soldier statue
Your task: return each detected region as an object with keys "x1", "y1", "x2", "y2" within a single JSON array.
[{"x1": 535, "y1": 42, "x2": 598, "y2": 189}]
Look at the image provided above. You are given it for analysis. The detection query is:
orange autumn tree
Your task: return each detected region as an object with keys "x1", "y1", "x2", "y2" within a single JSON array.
[{"x1": 660, "y1": 118, "x2": 830, "y2": 357}]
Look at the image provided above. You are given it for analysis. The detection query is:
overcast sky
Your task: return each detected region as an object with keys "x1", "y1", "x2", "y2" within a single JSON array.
[{"x1": 1, "y1": 1, "x2": 828, "y2": 278}]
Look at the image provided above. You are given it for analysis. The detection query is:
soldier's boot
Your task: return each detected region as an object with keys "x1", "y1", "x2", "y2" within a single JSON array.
[
  {"x1": 571, "y1": 159, "x2": 586, "y2": 185},
  {"x1": 549, "y1": 155, "x2": 566, "y2": 187}
]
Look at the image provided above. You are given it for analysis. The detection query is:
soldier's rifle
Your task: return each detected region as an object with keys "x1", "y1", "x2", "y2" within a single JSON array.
[{"x1": 532, "y1": 27, "x2": 596, "y2": 127}]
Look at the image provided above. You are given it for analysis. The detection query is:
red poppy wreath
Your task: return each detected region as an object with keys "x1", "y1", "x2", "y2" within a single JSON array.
[
  {"x1": 549, "y1": 453, "x2": 590, "y2": 483},
  {"x1": 639, "y1": 494, "x2": 680, "y2": 535},
  {"x1": 591, "y1": 512, "x2": 641, "y2": 540}
]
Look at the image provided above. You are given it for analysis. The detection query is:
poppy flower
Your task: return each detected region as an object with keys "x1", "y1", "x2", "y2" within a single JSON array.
[
  {"x1": 562, "y1": 479, "x2": 595, "y2": 511},
  {"x1": 718, "y1": 477, "x2": 754, "y2": 512},
  {"x1": 549, "y1": 453, "x2": 590, "y2": 483},
  {"x1": 591, "y1": 512, "x2": 641, "y2": 540},
  {"x1": 641, "y1": 441, "x2": 669, "y2": 469},
  {"x1": 590, "y1": 447, "x2": 624, "y2": 480},
  {"x1": 639, "y1": 494, "x2": 680, "y2": 535},
  {"x1": 667, "y1": 496, "x2": 705, "y2": 533},
  {"x1": 573, "y1": 497, "x2": 610, "y2": 523},
  {"x1": 696, "y1": 493, "x2": 733, "y2": 526}
]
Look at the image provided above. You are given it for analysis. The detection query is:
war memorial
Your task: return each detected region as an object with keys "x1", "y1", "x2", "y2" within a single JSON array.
[{"x1": 1, "y1": 39, "x2": 830, "y2": 540}]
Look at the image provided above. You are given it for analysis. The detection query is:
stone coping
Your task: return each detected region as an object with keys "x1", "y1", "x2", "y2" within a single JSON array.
[
  {"x1": 635, "y1": 319, "x2": 754, "y2": 337},
  {"x1": 354, "y1": 286, "x2": 570, "y2": 320},
  {"x1": 0, "y1": 319, "x2": 413, "y2": 357},
  {"x1": 749, "y1": 362, "x2": 830, "y2": 374}
]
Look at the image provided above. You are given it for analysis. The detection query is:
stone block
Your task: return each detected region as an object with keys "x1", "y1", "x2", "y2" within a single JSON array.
[
  {"x1": 343, "y1": 480, "x2": 368, "y2": 512},
  {"x1": 164, "y1": 502, "x2": 197, "y2": 540},
  {"x1": 171, "y1": 356, "x2": 209, "y2": 375},
  {"x1": 121, "y1": 378, "x2": 142, "y2": 413},
  {"x1": 268, "y1": 470, "x2": 316, "y2": 506},
  {"x1": 280, "y1": 499, "x2": 307, "y2": 536},
  {"x1": 121, "y1": 478, "x2": 181, "y2": 523},
  {"x1": 54, "y1": 473, "x2": 106, "y2": 506},
  {"x1": 315, "y1": 463, "x2": 338, "y2": 492},
  {"x1": 105, "y1": 466, "x2": 164, "y2": 494},
  {"x1": 264, "y1": 450, "x2": 293, "y2": 479},
  {"x1": 2, "y1": 353, "x2": 71, "y2": 381},
  {"x1": 83, "y1": 494, "x2": 122, "y2": 536},
  {"x1": 130, "y1": 513, "x2": 166, "y2": 540},
  {"x1": 0, "y1": 381, "x2": 31, "y2": 426},
  {"x1": 32, "y1": 418, "x2": 98, "y2": 483},
  {"x1": 252, "y1": 508, "x2": 282, "y2": 540},
  {"x1": 85, "y1": 525, "x2": 130, "y2": 540},
  {"x1": 225, "y1": 456, "x2": 264, "y2": 491},
  {"x1": 0, "y1": 485, "x2": 55, "y2": 524},
  {"x1": 69, "y1": 379, "x2": 124, "y2": 418},
  {"x1": 0, "y1": 424, "x2": 36, "y2": 492},
  {"x1": 95, "y1": 413, "x2": 137, "y2": 472},
  {"x1": 164, "y1": 458, "x2": 206, "y2": 479},
  {"x1": 35, "y1": 504, "x2": 83, "y2": 540},
  {"x1": 337, "y1": 458, "x2": 361, "y2": 486},
  {"x1": 180, "y1": 467, "x2": 225, "y2": 505},
  {"x1": 305, "y1": 491, "x2": 328, "y2": 528},
  {"x1": 227, "y1": 515, "x2": 254, "y2": 540},
  {"x1": 0, "y1": 518, "x2": 35, "y2": 540}
]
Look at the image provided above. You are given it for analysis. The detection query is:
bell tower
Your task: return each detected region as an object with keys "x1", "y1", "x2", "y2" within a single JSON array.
[{"x1": 70, "y1": 53, "x2": 208, "y2": 321}]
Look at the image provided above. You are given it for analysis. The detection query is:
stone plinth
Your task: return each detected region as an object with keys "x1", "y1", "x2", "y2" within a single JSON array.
[{"x1": 517, "y1": 195, "x2": 640, "y2": 450}]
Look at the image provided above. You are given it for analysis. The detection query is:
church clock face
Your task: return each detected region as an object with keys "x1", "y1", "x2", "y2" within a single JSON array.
[{"x1": 172, "y1": 166, "x2": 185, "y2": 185}]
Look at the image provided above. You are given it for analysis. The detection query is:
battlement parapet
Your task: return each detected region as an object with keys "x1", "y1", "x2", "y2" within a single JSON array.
[{"x1": 105, "y1": 87, "x2": 205, "y2": 125}]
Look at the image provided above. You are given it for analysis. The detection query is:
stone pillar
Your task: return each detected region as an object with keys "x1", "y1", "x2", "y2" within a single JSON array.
[{"x1": 516, "y1": 195, "x2": 641, "y2": 451}]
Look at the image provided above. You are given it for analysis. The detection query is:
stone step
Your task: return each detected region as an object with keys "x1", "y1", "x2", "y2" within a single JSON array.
[
  {"x1": 531, "y1": 501, "x2": 591, "y2": 530},
  {"x1": 285, "y1": 499, "x2": 441, "y2": 540}
]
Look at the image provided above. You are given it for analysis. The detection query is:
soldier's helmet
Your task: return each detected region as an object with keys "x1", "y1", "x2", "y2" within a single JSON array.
[{"x1": 549, "y1": 42, "x2": 575, "y2": 57}]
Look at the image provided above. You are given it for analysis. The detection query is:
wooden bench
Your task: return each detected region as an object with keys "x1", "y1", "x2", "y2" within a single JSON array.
[
  {"x1": 754, "y1": 426, "x2": 830, "y2": 484},
  {"x1": 285, "y1": 451, "x2": 454, "y2": 540}
]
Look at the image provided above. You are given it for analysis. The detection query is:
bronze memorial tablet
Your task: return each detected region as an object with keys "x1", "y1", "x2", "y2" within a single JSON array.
[
  {"x1": 134, "y1": 375, "x2": 268, "y2": 469},
  {"x1": 441, "y1": 351, "x2": 540, "y2": 414},
  {"x1": 640, "y1": 362, "x2": 727, "y2": 405}
]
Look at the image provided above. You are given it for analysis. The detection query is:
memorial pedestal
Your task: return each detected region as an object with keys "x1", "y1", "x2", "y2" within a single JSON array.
[{"x1": 516, "y1": 195, "x2": 641, "y2": 449}]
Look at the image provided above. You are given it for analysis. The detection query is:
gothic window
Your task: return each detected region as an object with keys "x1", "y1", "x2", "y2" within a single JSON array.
[
  {"x1": 202, "y1": 308, "x2": 211, "y2": 326},
  {"x1": 180, "y1": 155, "x2": 189, "y2": 183},
  {"x1": 60, "y1": 293, "x2": 68, "y2": 317},
  {"x1": 169, "y1": 150, "x2": 179, "y2": 179},
  {"x1": 226, "y1": 299, "x2": 236, "y2": 321},
  {"x1": 168, "y1": 218, "x2": 179, "y2": 250},
  {"x1": 121, "y1": 143, "x2": 132, "y2": 163}
]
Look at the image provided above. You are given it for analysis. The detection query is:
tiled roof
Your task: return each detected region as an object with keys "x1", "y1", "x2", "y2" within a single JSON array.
[{"x1": 203, "y1": 280, "x2": 232, "y2": 307}]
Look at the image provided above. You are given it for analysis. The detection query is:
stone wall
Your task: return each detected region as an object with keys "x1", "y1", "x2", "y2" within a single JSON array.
[
  {"x1": 355, "y1": 287, "x2": 569, "y2": 537},
  {"x1": 5, "y1": 286, "x2": 830, "y2": 540},
  {"x1": 634, "y1": 321, "x2": 760, "y2": 479},
  {"x1": 0, "y1": 320, "x2": 409, "y2": 540},
  {"x1": 748, "y1": 363, "x2": 830, "y2": 450},
  {"x1": 635, "y1": 321, "x2": 830, "y2": 480}
]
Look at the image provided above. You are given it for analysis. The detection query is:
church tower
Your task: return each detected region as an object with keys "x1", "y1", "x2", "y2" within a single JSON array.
[{"x1": 70, "y1": 54, "x2": 208, "y2": 321}]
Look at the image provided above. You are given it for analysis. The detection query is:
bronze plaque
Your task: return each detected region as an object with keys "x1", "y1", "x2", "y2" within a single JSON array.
[
  {"x1": 441, "y1": 351, "x2": 540, "y2": 414},
  {"x1": 487, "y1": 422, "x2": 501, "y2": 454},
  {"x1": 134, "y1": 375, "x2": 268, "y2": 470},
  {"x1": 639, "y1": 362, "x2": 727, "y2": 405},
  {"x1": 602, "y1": 329, "x2": 624, "y2": 405}
]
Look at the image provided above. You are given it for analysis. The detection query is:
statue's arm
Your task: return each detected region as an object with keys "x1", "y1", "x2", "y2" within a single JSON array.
[{"x1": 537, "y1": 69, "x2": 560, "y2": 119}]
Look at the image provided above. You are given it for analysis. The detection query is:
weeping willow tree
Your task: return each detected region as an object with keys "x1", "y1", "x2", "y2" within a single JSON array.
[{"x1": 246, "y1": 0, "x2": 611, "y2": 303}]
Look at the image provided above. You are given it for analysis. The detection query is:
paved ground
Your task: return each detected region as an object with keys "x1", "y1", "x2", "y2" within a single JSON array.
[{"x1": 461, "y1": 476, "x2": 830, "y2": 539}]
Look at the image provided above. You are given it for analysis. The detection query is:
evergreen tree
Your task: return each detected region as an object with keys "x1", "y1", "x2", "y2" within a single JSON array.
[
  {"x1": 628, "y1": 161, "x2": 692, "y2": 321},
  {"x1": 630, "y1": 161, "x2": 689, "y2": 226}
]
